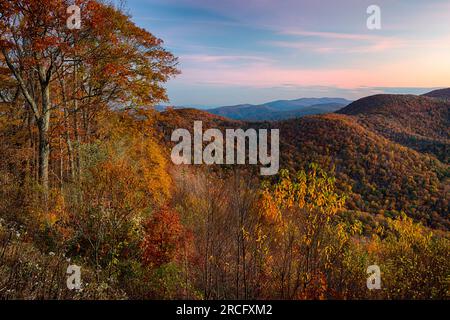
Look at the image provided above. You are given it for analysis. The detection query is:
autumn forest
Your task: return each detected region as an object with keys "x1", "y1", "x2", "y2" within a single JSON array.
[{"x1": 0, "y1": 1, "x2": 449, "y2": 300}]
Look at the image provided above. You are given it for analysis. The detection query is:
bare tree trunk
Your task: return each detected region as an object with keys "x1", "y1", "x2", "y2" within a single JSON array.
[
  {"x1": 38, "y1": 82, "x2": 51, "y2": 192},
  {"x1": 37, "y1": 116, "x2": 50, "y2": 191},
  {"x1": 64, "y1": 107, "x2": 76, "y2": 181},
  {"x1": 59, "y1": 73, "x2": 76, "y2": 181},
  {"x1": 59, "y1": 137, "x2": 64, "y2": 191},
  {"x1": 26, "y1": 110, "x2": 34, "y2": 184},
  {"x1": 72, "y1": 63, "x2": 82, "y2": 179}
]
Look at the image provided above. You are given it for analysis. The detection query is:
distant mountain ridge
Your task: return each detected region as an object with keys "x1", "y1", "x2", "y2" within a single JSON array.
[{"x1": 207, "y1": 97, "x2": 352, "y2": 121}]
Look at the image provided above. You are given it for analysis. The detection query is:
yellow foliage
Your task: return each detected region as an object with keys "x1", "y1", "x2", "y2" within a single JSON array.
[{"x1": 92, "y1": 110, "x2": 172, "y2": 207}]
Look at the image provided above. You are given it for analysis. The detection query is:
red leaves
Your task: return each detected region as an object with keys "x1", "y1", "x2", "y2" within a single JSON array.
[
  {"x1": 31, "y1": 36, "x2": 62, "y2": 51},
  {"x1": 141, "y1": 206, "x2": 186, "y2": 268}
]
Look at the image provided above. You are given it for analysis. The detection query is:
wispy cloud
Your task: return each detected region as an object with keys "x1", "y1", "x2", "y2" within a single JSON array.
[
  {"x1": 268, "y1": 38, "x2": 402, "y2": 54},
  {"x1": 180, "y1": 54, "x2": 274, "y2": 63},
  {"x1": 270, "y1": 29, "x2": 450, "y2": 54},
  {"x1": 128, "y1": 0, "x2": 450, "y2": 105},
  {"x1": 279, "y1": 29, "x2": 386, "y2": 41}
]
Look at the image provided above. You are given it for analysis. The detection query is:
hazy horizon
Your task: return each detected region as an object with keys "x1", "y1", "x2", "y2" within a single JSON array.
[{"x1": 157, "y1": 87, "x2": 440, "y2": 109}]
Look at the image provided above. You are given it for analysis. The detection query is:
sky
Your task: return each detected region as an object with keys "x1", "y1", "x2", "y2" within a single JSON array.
[{"x1": 125, "y1": 0, "x2": 450, "y2": 107}]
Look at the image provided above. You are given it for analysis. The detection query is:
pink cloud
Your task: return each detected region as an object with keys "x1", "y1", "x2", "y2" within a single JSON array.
[{"x1": 178, "y1": 54, "x2": 450, "y2": 89}]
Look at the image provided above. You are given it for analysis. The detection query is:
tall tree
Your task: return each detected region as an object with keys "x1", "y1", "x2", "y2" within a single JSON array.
[{"x1": 0, "y1": 0, "x2": 179, "y2": 191}]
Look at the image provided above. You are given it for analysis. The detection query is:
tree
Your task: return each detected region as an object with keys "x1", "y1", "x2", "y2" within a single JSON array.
[
  {"x1": 259, "y1": 164, "x2": 347, "y2": 298},
  {"x1": 0, "y1": 0, "x2": 179, "y2": 191},
  {"x1": 141, "y1": 206, "x2": 186, "y2": 268}
]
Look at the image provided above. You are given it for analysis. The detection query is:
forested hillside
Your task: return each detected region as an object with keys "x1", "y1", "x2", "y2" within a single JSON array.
[
  {"x1": 423, "y1": 88, "x2": 450, "y2": 99},
  {"x1": 157, "y1": 109, "x2": 449, "y2": 230},
  {"x1": 338, "y1": 94, "x2": 450, "y2": 163}
]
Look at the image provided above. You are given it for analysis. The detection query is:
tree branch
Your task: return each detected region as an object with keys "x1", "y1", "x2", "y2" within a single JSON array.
[{"x1": 1, "y1": 48, "x2": 40, "y2": 119}]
